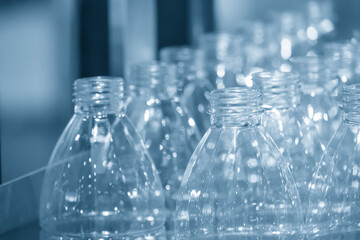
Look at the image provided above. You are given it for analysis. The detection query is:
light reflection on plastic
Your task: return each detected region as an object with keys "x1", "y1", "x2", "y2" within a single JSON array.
[
  {"x1": 306, "y1": 26, "x2": 318, "y2": 41},
  {"x1": 281, "y1": 38, "x2": 292, "y2": 60}
]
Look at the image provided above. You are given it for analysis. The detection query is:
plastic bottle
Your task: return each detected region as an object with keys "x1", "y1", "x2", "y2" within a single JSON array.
[
  {"x1": 253, "y1": 70, "x2": 325, "y2": 210},
  {"x1": 175, "y1": 87, "x2": 304, "y2": 240},
  {"x1": 126, "y1": 62, "x2": 200, "y2": 238},
  {"x1": 160, "y1": 46, "x2": 214, "y2": 134},
  {"x1": 40, "y1": 77, "x2": 166, "y2": 239},
  {"x1": 306, "y1": 84, "x2": 360, "y2": 240}
]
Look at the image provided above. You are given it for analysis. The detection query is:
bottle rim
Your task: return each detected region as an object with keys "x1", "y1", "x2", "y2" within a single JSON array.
[
  {"x1": 160, "y1": 45, "x2": 200, "y2": 63},
  {"x1": 206, "y1": 87, "x2": 261, "y2": 102},
  {"x1": 252, "y1": 70, "x2": 300, "y2": 86},
  {"x1": 129, "y1": 61, "x2": 177, "y2": 85},
  {"x1": 74, "y1": 76, "x2": 124, "y2": 89}
]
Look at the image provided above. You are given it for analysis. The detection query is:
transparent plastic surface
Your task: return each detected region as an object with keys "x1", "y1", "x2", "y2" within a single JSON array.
[
  {"x1": 126, "y1": 62, "x2": 200, "y2": 237},
  {"x1": 291, "y1": 56, "x2": 341, "y2": 144},
  {"x1": 306, "y1": 84, "x2": 360, "y2": 240},
  {"x1": 175, "y1": 88, "x2": 304, "y2": 240},
  {"x1": 323, "y1": 42, "x2": 359, "y2": 85},
  {"x1": 160, "y1": 46, "x2": 215, "y2": 134},
  {"x1": 253, "y1": 71, "x2": 325, "y2": 209},
  {"x1": 199, "y1": 33, "x2": 244, "y2": 88},
  {"x1": 39, "y1": 77, "x2": 165, "y2": 240}
]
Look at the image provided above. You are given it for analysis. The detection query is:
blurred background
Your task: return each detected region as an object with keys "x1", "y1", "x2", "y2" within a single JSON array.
[{"x1": 0, "y1": 0, "x2": 359, "y2": 184}]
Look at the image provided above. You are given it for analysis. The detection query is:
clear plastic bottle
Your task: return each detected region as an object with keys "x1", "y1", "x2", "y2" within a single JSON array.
[
  {"x1": 323, "y1": 42, "x2": 358, "y2": 85},
  {"x1": 306, "y1": 84, "x2": 360, "y2": 240},
  {"x1": 160, "y1": 46, "x2": 215, "y2": 134},
  {"x1": 253, "y1": 71, "x2": 325, "y2": 208},
  {"x1": 126, "y1": 62, "x2": 200, "y2": 237},
  {"x1": 199, "y1": 33, "x2": 245, "y2": 88},
  {"x1": 175, "y1": 87, "x2": 304, "y2": 240},
  {"x1": 291, "y1": 56, "x2": 341, "y2": 144},
  {"x1": 39, "y1": 77, "x2": 165, "y2": 239}
]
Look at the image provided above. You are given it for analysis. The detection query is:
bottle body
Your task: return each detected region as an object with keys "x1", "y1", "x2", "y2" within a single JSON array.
[
  {"x1": 40, "y1": 77, "x2": 166, "y2": 239},
  {"x1": 306, "y1": 124, "x2": 360, "y2": 240},
  {"x1": 300, "y1": 84, "x2": 341, "y2": 143},
  {"x1": 291, "y1": 56, "x2": 342, "y2": 144},
  {"x1": 262, "y1": 107, "x2": 325, "y2": 206}
]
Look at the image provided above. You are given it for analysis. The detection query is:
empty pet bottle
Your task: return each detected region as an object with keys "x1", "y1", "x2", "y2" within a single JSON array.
[
  {"x1": 324, "y1": 42, "x2": 358, "y2": 85},
  {"x1": 126, "y1": 62, "x2": 200, "y2": 237},
  {"x1": 306, "y1": 84, "x2": 360, "y2": 240},
  {"x1": 253, "y1": 71, "x2": 325, "y2": 208},
  {"x1": 160, "y1": 46, "x2": 215, "y2": 134},
  {"x1": 175, "y1": 87, "x2": 304, "y2": 240},
  {"x1": 39, "y1": 77, "x2": 165, "y2": 240},
  {"x1": 199, "y1": 33, "x2": 244, "y2": 88},
  {"x1": 291, "y1": 56, "x2": 341, "y2": 144}
]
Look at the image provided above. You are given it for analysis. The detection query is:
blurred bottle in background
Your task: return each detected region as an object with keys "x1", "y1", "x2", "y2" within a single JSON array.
[
  {"x1": 199, "y1": 33, "x2": 244, "y2": 88},
  {"x1": 40, "y1": 77, "x2": 166, "y2": 239},
  {"x1": 126, "y1": 62, "x2": 200, "y2": 238},
  {"x1": 253, "y1": 71, "x2": 325, "y2": 209},
  {"x1": 306, "y1": 84, "x2": 360, "y2": 240},
  {"x1": 323, "y1": 42, "x2": 359, "y2": 85},
  {"x1": 160, "y1": 46, "x2": 214, "y2": 134},
  {"x1": 176, "y1": 87, "x2": 304, "y2": 240},
  {"x1": 306, "y1": 0, "x2": 335, "y2": 42},
  {"x1": 291, "y1": 56, "x2": 341, "y2": 144}
]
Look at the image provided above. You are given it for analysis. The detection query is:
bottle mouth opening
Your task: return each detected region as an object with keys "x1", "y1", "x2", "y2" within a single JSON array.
[
  {"x1": 74, "y1": 76, "x2": 124, "y2": 88},
  {"x1": 160, "y1": 46, "x2": 200, "y2": 63},
  {"x1": 206, "y1": 87, "x2": 260, "y2": 103},
  {"x1": 252, "y1": 71, "x2": 300, "y2": 87}
]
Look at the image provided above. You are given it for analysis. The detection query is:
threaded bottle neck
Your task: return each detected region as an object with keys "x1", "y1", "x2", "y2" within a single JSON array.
[
  {"x1": 73, "y1": 76, "x2": 125, "y2": 114},
  {"x1": 207, "y1": 88, "x2": 262, "y2": 127},
  {"x1": 252, "y1": 71, "x2": 300, "y2": 110},
  {"x1": 341, "y1": 84, "x2": 360, "y2": 125},
  {"x1": 291, "y1": 56, "x2": 338, "y2": 92},
  {"x1": 128, "y1": 61, "x2": 178, "y2": 99}
]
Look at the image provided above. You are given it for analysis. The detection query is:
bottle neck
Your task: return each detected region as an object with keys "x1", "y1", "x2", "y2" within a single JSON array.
[
  {"x1": 252, "y1": 71, "x2": 300, "y2": 110},
  {"x1": 342, "y1": 84, "x2": 360, "y2": 125},
  {"x1": 291, "y1": 56, "x2": 338, "y2": 93},
  {"x1": 128, "y1": 61, "x2": 178, "y2": 100},
  {"x1": 207, "y1": 88, "x2": 262, "y2": 128},
  {"x1": 73, "y1": 77, "x2": 125, "y2": 115},
  {"x1": 199, "y1": 33, "x2": 243, "y2": 62}
]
